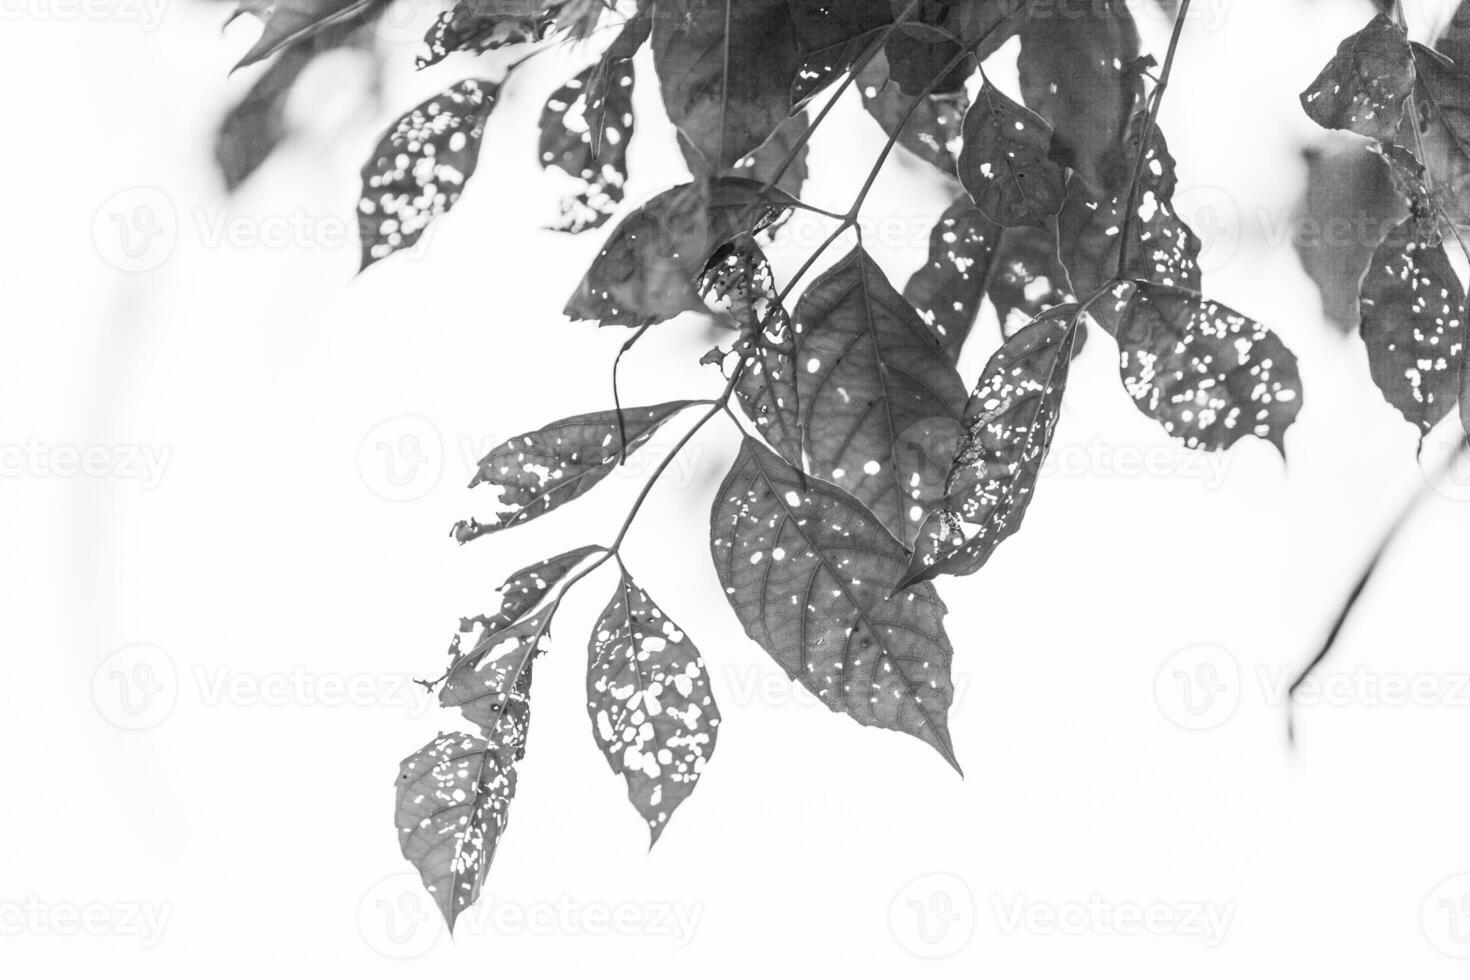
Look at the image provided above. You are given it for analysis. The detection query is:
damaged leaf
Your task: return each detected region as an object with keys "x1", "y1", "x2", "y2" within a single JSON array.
[
  {"x1": 710, "y1": 438, "x2": 960, "y2": 769},
  {"x1": 959, "y1": 81, "x2": 1067, "y2": 227}
]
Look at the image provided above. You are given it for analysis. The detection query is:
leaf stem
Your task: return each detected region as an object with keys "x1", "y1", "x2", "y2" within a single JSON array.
[{"x1": 1118, "y1": 0, "x2": 1192, "y2": 277}]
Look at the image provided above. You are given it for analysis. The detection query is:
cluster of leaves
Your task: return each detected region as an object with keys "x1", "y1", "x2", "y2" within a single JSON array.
[
  {"x1": 1300, "y1": 6, "x2": 1470, "y2": 437},
  {"x1": 224, "y1": 0, "x2": 1309, "y2": 930}
]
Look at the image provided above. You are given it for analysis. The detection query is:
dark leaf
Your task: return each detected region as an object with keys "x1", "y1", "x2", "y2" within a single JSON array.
[
  {"x1": 1056, "y1": 120, "x2": 1200, "y2": 305},
  {"x1": 539, "y1": 60, "x2": 634, "y2": 234},
  {"x1": 228, "y1": 0, "x2": 379, "y2": 71},
  {"x1": 1439, "y1": 0, "x2": 1470, "y2": 67},
  {"x1": 1097, "y1": 282, "x2": 1303, "y2": 454},
  {"x1": 730, "y1": 110, "x2": 810, "y2": 202},
  {"x1": 587, "y1": 568, "x2": 720, "y2": 843},
  {"x1": 587, "y1": 9, "x2": 652, "y2": 156},
  {"x1": 1401, "y1": 43, "x2": 1470, "y2": 229},
  {"x1": 1293, "y1": 142, "x2": 1406, "y2": 332},
  {"x1": 395, "y1": 730, "x2": 522, "y2": 931},
  {"x1": 358, "y1": 79, "x2": 499, "y2": 271},
  {"x1": 564, "y1": 177, "x2": 794, "y2": 325},
  {"x1": 792, "y1": 246, "x2": 968, "y2": 546},
  {"x1": 1017, "y1": 0, "x2": 1141, "y2": 196},
  {"x1": 1358, "y1": 216, "x2": 1466, "y2": 433},
  {"x1": 988, "y1": 225, "x2": 1074, "y2": 336},
  {"x1": 454, "y1": 401, "x2": 697, "y2": 541},
  {"x1": 709, "y1": 438, "x2": 960, "y2": 769},
  {"x1": 904, "y1": 305, "x2": 1081, "y2": 587},
  {"x1": 217, "y1": 27, "x2": 362, "y2": 190},
  {"x1": 885, "y1": 20, "x2": 969, "y2": 96},
  {"x1": 788, "y1": 0, "x2": 892, "y2": 108},
  {"x1": 903, "y1": 195, "x2": 1003, "y2": 360},
  {"x1": 651, "y1": 0, "x2": 801, "y2": 175},
  {"x1": 856, "y1": 51, "x2": 967, "y2": 176},
  {"x1": 958, "y1": 81, "x2": 1067, "y2": 227},
  {"x1": 1300, "y1": 13, "x2": 1414, "y2": 143}
]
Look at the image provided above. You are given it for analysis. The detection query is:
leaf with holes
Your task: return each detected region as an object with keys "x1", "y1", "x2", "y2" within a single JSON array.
[
  {"x1": 904, "y1": 196, "x2": 1003, "y2": 360},
  {"x1": 539, "y1": 60, "x2": 634, "y2": 234},
  {"x1": 1359, "y1": 216, "x2": 1466, "y2": 433},
  {"x1": 1300, "y1": 14, "x2": 1414, "y2": 143},
  {"x1": 228, "y1": 0, "x2": 380, "y2": 70},
  {"x1": 710, "y1": 438, "x2": 960, "y2": 769},
  {"x1": 441, "y1": 606, "x2": 554, "y2": 735},
  {"x1": 904, "y1": 305, "x2": 1080, "y2": 587},
  {"x1": 449, "y1": 544, "x2": 604, "y2": 667},
  {"x1": 587, "y1": 569, "x2": 720, "y2": 843},
  {"x1": 564, "y1": 178, "x2": 794, "y2": 326},
  {"x1": 395, "y1": 730, "x2": 523, "y2": 931},
  {"x1": 701, "y1": 243, "x2": 804, "y2": 465},
  {"x1": 1018, "y1": 0, "x2": 1141, "y2": 196},
  {"x1": 729, "y1": 110, "x2": 810, "y2": 203},
  {"x1": 792, "y1": 246, "x2": 968, "y2": 547},
  {"x1": 651, "y1": 0, "x2": 800, "y2": 176},
  {"x1": 453, "y1": 402, "x2": 697, "y2": 541},
  {"x1": 988, "y1": 225, "x2": 1075, "y2": 338},
  {"x1": 1098, "y1": 282, "x2": 1303, "y2": 454},
  {"x1": 1056, "y1": 120, "x2": 1200, "y2": 306},
  {"x1": 418, "y1": 0, "x2": 603, "y2": 67},
  {"x1": 959, "y1": 81, "x2": 1067, "y2": 228},
  {"x1": 788, "y1": 0, "x2": 891, "y2": 108},
  {"x1": 1400, "y1": 44, "x2": 1470, "y2": 228},
  {"x1": 358, "y1": 79, "x2": 498, "y2": 271},
  {"x1": 856, "y1": 51, "x2": 967, "y2": 175}
]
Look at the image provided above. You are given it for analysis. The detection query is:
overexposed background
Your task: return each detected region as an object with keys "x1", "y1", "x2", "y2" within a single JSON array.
[{"x1": 7, "y1": 0, "x2": 1470, "y2": 974}]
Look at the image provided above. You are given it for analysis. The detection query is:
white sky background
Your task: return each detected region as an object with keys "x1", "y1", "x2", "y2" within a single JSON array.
[{"x1": 7, "y1": 0, "x2": 1470, "y2": 974}]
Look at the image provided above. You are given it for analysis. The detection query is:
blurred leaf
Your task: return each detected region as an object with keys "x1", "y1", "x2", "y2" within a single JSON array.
[
  {"x1": 587, "y1": 569, "x2": 720, "y2": 843},
  {"x1": 709, "y1": 438, "x2": 960, "y2": 770},
  {"x1": 1018, "y1": 0, "x2": 1141, "y2": 196},
  {"x1": 988, "y1": 225, "x2": 1074, "y2": 336},
  {"x1": 228, "y1": 0, "x2": 380, "y2": 70},
  {"x1": 1400, "y1": 43, "x2": 1470, "y2": 229}
]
